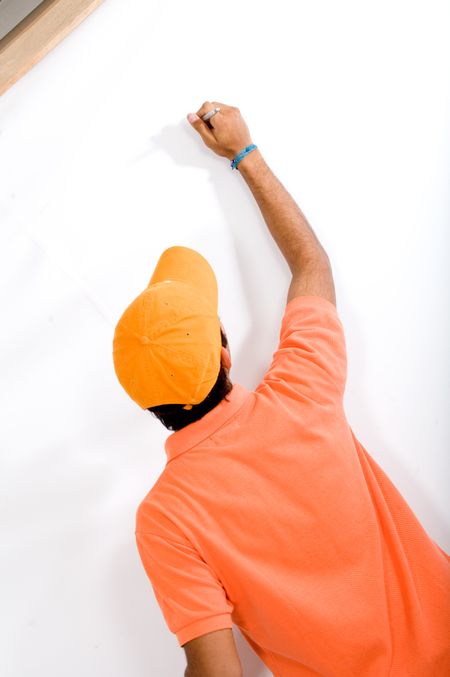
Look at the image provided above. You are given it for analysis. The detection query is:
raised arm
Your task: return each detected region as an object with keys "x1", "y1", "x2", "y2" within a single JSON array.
[
  {"x1": 238, "y1": 148, "x2": 336, "y2": 306},
  {"x1": 187, "y1": 101, "x2": 336, "y2": 307},
  {"x1": 183, "y1": 628, "x2": 243, "y2": 677}
]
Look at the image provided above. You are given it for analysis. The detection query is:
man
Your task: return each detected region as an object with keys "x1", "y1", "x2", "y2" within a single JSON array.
[{"x1": 112, "y1": 101, "x2": 450, "y2": 676}]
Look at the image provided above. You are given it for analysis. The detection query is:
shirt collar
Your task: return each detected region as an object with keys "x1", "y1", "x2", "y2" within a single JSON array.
[{"x1": 164, "y1": 382, "x2": 252, "y2": 463}]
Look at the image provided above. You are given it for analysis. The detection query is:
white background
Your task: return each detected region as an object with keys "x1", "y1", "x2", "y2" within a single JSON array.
[{"x1": 1, "y1": 1, "x2": 449, "y2": 675}]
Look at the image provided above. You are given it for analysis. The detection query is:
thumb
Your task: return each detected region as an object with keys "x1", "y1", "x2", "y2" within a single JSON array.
[
  {"x1": 187, "y1": 112, "x2": 216, "y2": 146},
  {"x1": 187, "y1": 112, "x2": 200, "y2": 124}
]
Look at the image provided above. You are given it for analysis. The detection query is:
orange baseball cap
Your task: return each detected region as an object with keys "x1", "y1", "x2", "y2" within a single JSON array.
[{"x1": 112, "y1": 246, "x2": 222, "y2": 410}]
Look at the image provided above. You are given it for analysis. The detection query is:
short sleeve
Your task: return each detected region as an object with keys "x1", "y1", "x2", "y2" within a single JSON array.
[
  {"x1": 257, "y1": 295, "x2": 347, "y2": 405},
  {"x1": 135, "y1": 509, "x2": 234, "y2": 646}
]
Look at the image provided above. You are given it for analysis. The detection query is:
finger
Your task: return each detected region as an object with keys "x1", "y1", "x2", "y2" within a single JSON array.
[
  {"x1": 191, "y1": 101, "x2": 219, "y2": 131},
  {"x1": 186, "y1": 111, "x2": 217, "y2": 148},
  {"x1": 207, "y1": 111, "x2": 221, "y2": 129},
  {"x1": 195, "y1": 100, "x2": 215, "y2": 118},
  {"x1": 195, "y1": 101, "x2": 233, "y2": 120},
  {"x1": 208, "y1": 102, "x2": 236, "y2": 127}
]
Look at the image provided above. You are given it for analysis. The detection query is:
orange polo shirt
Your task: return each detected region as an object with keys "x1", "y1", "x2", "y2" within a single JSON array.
[{"x1": 135, "y1": 295, "x2": 450, "y2": 676}]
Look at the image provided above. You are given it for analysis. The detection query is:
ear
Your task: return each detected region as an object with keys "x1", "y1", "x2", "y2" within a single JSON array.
[{"x1": 221, "y1": 346, "x2": 231, "y2": 370}]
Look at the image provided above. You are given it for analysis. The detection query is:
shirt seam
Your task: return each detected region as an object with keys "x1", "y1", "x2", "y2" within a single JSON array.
[
  {"x1": 166, "y1": 390, "x2": 252, "y2": 463},
  {"x1": 285, "y1": 293, "x2": 339, "y2": 313},
  {"x1": 176, "y1": 612, "x2": 233, "y2": 642},
  {"x1": 135, "y1": 530, "x2": 231, "y2": 593}
]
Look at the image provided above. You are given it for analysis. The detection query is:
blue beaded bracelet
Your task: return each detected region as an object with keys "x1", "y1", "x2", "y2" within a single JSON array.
[{"x1": 230, "y1": 144, "x2": 258, "y2": 170}]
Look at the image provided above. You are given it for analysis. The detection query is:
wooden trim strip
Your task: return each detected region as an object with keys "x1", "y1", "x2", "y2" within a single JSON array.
[{"x1": 0, "y1": 0, "x2": 104, "y2": 96}]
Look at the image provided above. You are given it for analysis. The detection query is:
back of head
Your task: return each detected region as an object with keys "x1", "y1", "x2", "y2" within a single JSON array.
[{"x1": 147, "y1": 327, "x2": 232, "y2": 431}]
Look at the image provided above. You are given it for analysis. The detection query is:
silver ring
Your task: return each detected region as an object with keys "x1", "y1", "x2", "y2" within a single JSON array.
[{"x1": 201, "y1": 107, "x2": 220, "y2": 122}]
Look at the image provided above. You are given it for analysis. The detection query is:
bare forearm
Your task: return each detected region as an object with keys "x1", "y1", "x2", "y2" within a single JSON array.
[{"x1": 237, "y1": 148, "x2": 329, "y2": 273}]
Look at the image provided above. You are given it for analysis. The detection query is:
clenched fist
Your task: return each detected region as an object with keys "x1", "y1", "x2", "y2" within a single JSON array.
[{"x1": 187, "y1": 101, "x2": 253, "y2": 161}]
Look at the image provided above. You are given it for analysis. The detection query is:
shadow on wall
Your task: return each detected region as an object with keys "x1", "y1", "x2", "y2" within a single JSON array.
[
  {"x1": 130, "y1": 120, "x2": 280, "y2": 676},
  {"x1": 132, "y1": 116, "x2": 288, "y2": 393}
]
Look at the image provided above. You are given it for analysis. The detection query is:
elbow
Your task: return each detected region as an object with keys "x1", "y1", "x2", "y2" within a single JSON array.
[
  {"x1": 290, "y1": 248, "x2": 332, "y2": 276},
  {"x1": 289, "y1": 247, "x2": 331, "y2": 274}
]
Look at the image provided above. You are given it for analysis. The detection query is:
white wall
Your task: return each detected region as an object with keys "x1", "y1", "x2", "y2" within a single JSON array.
[{"x1": 1, "y1": 1, "x2": 449, "y2": 675}]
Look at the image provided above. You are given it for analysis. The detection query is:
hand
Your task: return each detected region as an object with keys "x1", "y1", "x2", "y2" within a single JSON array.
[{"x1": 187, "y1": 101, "x2": 253, "y2": 161}]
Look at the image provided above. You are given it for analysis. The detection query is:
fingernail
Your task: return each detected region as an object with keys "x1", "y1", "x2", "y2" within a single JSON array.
[{"x1": 187, "y1": 113, "x2": 199, "y2": 123}]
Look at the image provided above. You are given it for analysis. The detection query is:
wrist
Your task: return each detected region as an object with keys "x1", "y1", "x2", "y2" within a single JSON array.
[
  {"x1": 227, "y1": 142, "x2": 254, "y2": 161},
  {"x1": 228, "y1": 144, "x2": 260, "y2": 170},
  {"x1": 234, "y1": 147, "x2": 264, "y2": 175}
]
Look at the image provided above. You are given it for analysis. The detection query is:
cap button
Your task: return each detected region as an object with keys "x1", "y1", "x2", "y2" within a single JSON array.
[{"x1": 140, "y1": 335, "x2": 151, "y2": 345}]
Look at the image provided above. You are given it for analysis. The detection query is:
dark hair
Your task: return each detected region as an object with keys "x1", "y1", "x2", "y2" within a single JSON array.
[{"x1": 147, "y1": 327, "x2": 232, "y2": 431}]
